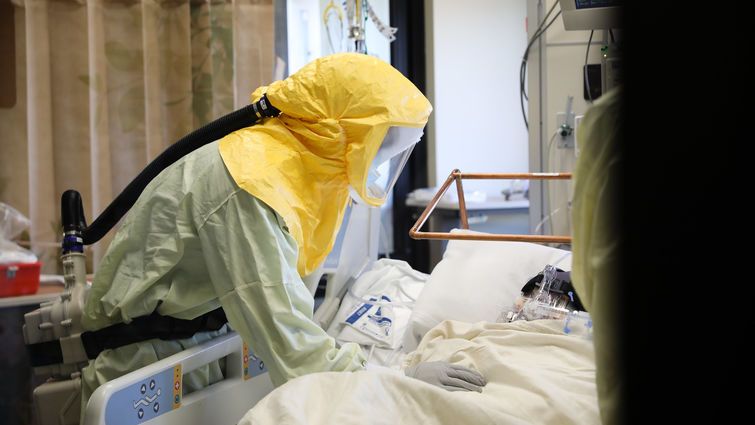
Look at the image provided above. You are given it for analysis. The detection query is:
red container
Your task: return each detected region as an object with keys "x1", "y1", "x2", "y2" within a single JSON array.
[{"x1": 0, "y1": 261, "x2": 42, "y2": 298}]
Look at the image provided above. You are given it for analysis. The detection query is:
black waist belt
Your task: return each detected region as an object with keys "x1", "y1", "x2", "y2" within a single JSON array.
[{"x1": 27, "y1": 307, "x2": 228, "y2": 368}]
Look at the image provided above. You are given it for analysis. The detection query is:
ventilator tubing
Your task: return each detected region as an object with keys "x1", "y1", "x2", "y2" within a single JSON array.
[
  {"x1": 27, "y1": 96, "x2": 279, "y2": 425},
  {"x1": 63, "y1": 95, "x2": 280, "y2": 245}
]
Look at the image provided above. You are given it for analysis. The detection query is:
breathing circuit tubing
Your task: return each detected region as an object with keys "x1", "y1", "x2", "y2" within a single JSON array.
[{"x1": 61, "y1": 95, "x2": 281, "y2": 248}]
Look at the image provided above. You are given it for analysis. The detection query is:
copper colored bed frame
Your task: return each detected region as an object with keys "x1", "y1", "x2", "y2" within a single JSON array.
[{"x1": 409, "y1": 169, "x2": 572, "y2": 244}]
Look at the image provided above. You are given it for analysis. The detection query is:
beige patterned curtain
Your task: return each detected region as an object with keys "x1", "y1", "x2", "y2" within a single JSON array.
[{"x1": 0, "y1": 0, "x2": 276, "y2": 274}]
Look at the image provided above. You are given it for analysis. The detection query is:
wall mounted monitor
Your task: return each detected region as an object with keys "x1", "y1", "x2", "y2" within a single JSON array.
[{"x1": 559, "y1": 0, "x2": 623, "y2": 31}]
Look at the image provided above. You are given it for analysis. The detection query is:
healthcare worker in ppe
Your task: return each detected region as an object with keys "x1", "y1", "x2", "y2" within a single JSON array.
[
  {"x1": 78, "y1": 53, "x2": 485, "y2": 421},
  {"x1": 571, "y1": 86, "x2": 625, "y2": 425}
]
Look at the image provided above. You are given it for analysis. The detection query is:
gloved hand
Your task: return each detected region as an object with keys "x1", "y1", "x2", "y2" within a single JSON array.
[{"x1": 404, "y1": 361, "x2": 487, "y2": 392}]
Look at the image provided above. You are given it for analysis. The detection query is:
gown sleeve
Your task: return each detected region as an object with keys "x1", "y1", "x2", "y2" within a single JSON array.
[{"x1": 195, "y1": 188, "x2": 367, "y2": 387}]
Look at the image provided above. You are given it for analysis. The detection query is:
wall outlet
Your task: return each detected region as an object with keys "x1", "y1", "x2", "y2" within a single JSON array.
[{"x1": 556, "y1": 112, "x2": 575, "y2": 149}]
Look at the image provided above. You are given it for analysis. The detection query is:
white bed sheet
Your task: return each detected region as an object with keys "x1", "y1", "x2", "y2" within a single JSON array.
[
  {"x1": 239, "y1": 319, "x2": 599, "y2": 425},
  {"x1": 326, "y1": 258, "x2": 429, "y2": 369}
]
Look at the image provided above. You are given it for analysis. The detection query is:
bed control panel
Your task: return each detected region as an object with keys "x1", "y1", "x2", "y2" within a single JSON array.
[
  {"x1": 104, "y1": 367, "x2": 177, "y2": 424},
  {"x1": 103, "y1": 345, "x2": 267, "y2": 425}
]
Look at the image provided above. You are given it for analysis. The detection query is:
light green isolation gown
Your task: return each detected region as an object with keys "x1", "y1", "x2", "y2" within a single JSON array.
[
  {"x1": 571, "y1": 86, "x2": 625, "y2": 425},
  {"x1": 77, "y1": 53, "x2": 432, "y2": 423},
  {"x1": 78, "y1": 141, "x2": 366, "y2": 419}
]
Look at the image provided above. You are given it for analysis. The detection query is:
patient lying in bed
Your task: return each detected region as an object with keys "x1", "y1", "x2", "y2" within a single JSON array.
[
  {"x1": 238, "y1": 233, "x2": 599, "y2": 425},
  {"x1": 240, "y1": 319, "x2": 598, "y2": 425}
]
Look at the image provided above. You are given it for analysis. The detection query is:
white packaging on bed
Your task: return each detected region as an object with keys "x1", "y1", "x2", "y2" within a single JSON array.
[
  {"x1": 326, "y1": 259, "x2": 428, "y2": 365},
  {"x1": 403, "y1": 229, "x2": 572, "y2": 351}
]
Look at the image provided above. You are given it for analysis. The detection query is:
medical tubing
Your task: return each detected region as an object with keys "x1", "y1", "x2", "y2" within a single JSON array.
[
  {"x1": 68, "y1": 95, "x2": 280, "y2": 245},
  {"x1": 584, "y1": 30, "x2": 595, "y2": 102},
  {"x1": 553, "y1": 251, "x2": 572, "y2": 269},
  {"x1": 520, "y1": 11, "x2": 562, "y2": 126},
  {"x1": 519, "y1": 1, "x2": 561, "y2": 129}
]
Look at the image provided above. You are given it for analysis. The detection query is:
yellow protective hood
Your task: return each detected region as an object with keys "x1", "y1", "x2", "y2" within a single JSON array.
[{"x1": 219, "y1": 53, "x2": 432, "y2": 276}]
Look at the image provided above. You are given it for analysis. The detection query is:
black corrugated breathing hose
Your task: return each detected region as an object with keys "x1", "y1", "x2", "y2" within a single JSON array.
[{"x1": 61, "y1": 94, "x2": 280, "y2": 249}]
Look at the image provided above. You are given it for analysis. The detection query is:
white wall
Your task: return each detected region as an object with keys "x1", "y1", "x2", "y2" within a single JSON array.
[
  {"x1": 526, "y1": 0, "x2": 619, "y2": 237},
  {"x1": 425, "y1": 0, "x2": 529, "y2": 195},
  {"x1": 425, "y1": 0, "x2": 620, "y2": 240}
]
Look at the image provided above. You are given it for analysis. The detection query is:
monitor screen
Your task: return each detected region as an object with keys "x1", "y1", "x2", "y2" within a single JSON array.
[
  {"x1": 560, "y1": 0, "x2": 623, "y2": 30},
  {"x1": 575, "y1": 0, "x2": 623, "y2": 9}
]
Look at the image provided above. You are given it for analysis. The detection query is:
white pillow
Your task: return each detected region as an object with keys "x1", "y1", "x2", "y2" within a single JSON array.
[{"x1": 403, "y1": 229, "x2": 572, "y2": 351}]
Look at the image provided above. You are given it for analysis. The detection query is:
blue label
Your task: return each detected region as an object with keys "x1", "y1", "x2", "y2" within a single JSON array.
[
  {"x1": 345, "y1": 296, "x2": 392, "y2": 326},
  {"x1": 345, "y1": 302, "x2": 374, "y2": 324}
]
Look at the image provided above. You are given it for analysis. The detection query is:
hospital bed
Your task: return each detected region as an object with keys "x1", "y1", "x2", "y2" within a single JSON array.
[
  {"x1": 76, "y1": 171, "x2": 599, "y2": 425},
  {"x1": 19, "y1": 164, "x2": 595, "y2": 425},
  {"x1": 232, "y1": 170, "x2": 598, "y2": 425},
  {"x1": 79, "y1": 202, "x2": 383, "y2": 425},
  {"x1": 21, "y1": 198, "x2": 381, "y2": 425}
]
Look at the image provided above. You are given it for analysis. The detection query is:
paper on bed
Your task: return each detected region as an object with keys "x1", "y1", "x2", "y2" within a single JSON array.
[
  {"x1": 326, "y1": 259, "x2": 428, "y2": 367},
  {"x1": 239, "y1": 320, "x2": 599, "y2": 425}
]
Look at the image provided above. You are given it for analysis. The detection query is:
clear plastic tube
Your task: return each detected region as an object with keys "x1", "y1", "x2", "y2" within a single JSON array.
[{"x1": 506, "y1": 263, "x2": 584, "y2": 325}]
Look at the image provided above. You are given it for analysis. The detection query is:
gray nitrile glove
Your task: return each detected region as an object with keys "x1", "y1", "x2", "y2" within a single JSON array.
[{"x1": 404, "y1": 361, "x2": 487, "y2": 392}]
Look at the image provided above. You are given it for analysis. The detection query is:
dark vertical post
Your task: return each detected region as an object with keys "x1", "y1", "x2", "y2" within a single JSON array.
[{"x1": 389, "y1": 0, "x2": 430, "y2": 272}]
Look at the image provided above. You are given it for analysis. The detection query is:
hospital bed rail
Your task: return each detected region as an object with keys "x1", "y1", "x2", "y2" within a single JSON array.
[
  {"x1": 83, "y1": 331, "x2": 273, "y2": 425},
  {"x1": 409, "y1": 169, "x2": 572, "y2": 243}
]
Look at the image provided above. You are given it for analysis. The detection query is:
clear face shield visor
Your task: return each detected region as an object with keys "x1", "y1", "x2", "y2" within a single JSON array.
[{"x1": 356, "y1": 126, "x2": 424, "y2": 203}]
